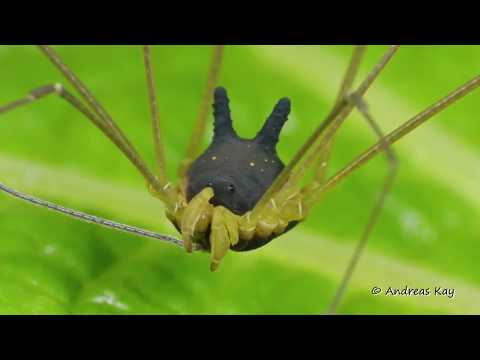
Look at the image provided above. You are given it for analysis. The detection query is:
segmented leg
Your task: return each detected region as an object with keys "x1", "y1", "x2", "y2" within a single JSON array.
[
  {"x1": 142, "y1": 45, "x2": 186, "y2": 215},
  {"x1": 0, "y1": 83, "x2": 139, "y2": 162},
  {"x1": 210, "y1": 205, "x2": 239, "y2": 271},
  {"x1": 0, "y1": 83, "x2": 185, "y2": 247},
  {"x1": 180, "y1": 187, "x2": 240, "y2": 270},
  {"x1": 180, "y1": 187, "x2": 214, "y2": 253},
  {"x1": 291, "y1": 46, "x2": 399, "y2": 191},
  {"x1": 313, "y1": 46, "x2": 367, "y2": 183},
  {"x1": 304, "y1": 73, "x2": 480, "y2": 207},
  {"x1": 240, "y1": 46, "x2": 400, "y2": 239},
  {"x1": 177, "y1": 45, "x2": 225, "y2": 181},
  {"x1": 143, "y1": 46, "x2": 169, "y2": 186},
  {"x1": 37, "y1": 45, "x2": 175, "y2": 207},
  {"x1": 0, "y1": 182, "x2": 183, "y2": 247},
  {"x1": 301, "y1": 72, "x2": 480, "y2": 314},
  {"x1": 325, "y1": 93, "x2": 398, "y2": 314}
]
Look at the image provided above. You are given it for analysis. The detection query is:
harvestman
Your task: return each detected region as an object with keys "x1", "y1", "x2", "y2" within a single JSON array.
[{"x1": 0, "y1": 45, "x2": 479, "y2": 314}]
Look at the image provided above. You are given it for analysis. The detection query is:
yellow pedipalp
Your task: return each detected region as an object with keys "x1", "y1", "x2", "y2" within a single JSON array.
[
  {"x1": 253, "y1": 181, "x2": 305, "y2": 238},
  {"x1": 180, "y1": 187, "x2": 214, "y2": 253},
  {"x1": 239, "y1": 212, "x2": 256, "y2": 241},
  {"x1": 210, "y1": 206, "x2": 239, "y2": 271}
]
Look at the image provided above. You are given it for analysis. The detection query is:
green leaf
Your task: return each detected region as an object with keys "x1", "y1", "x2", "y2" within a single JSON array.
[{"x1": 0, "y1": 45, "x2": 479, "y2": 314}]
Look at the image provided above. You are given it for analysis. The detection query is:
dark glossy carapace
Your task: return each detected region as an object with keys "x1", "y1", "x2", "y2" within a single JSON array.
[{"x1": 185, "y1": 87, "x2": 299, "y2": 251}]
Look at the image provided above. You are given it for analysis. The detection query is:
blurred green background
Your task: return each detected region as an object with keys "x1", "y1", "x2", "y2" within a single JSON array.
[{"x1": 0, "y1": 45, "x2": 479, "y2": 314}]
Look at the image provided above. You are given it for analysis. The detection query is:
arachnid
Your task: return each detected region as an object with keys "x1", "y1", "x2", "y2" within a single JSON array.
[
  {"x1": 172, "y1": 87, "x2": 302, "y2": 265},
  {"x1": 1, "y1": 45, "x2": 479, "y2": 313}
]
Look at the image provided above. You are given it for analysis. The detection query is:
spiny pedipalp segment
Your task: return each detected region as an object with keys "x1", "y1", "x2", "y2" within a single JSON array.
[
  {"x1": 177, "y1": 187, "x2": 241, "y2": 271},
  {"x1": 174, "y1": 181, "x2": 306, "y2": 270},
  {"x1": 248, "y1": 46, "x2": 400, "y2": 223},
  {"x1": 180, "y1": 187, "x2": 214, "y2": 253},
  {"x1": 210, "y1": 206, "x2": 239, "y2": 271},
  {"x1": 239, "y1": 181, "x2": 305, "y2": 240}
]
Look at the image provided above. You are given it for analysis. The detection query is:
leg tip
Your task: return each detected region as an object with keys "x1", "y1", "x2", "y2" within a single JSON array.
[
  {"x1": 210, "y1": 261, "x2": 220, "y2": 272},
  {"x1": 182, "y1": 237, "x2": 193, "y2": 253}
]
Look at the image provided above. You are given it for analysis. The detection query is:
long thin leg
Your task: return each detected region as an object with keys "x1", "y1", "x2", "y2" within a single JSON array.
[
  {"x1": 336, "y1": 46, "x2": 368, "y2": 105},
  {"x1": 177, "y1": 45, "x2": 225, "y2": 179},
  {"x1": 0, "y1": 182, "x2": 185, "y2": 248},
  {"x1": 326, "y1": 93, "x2": 398, "y2": 314},
  {"x1": 299, "y1": 73, "x2": 480, "y2": 312},
  {"x1": 143, "y1": 45, "x2": 171, "y2": 190},
  {"x1": 37, "y1": 46, "x2": 174, "y2": 205},
  {"x1": 304, "y1": 73, "x2": 480, "y2": 208},
  {"x1": 0, "y1": 83, "x2": 124, "y2": 142},
  {"x1": 0, "y1": 88, "x2": 186, "y2": 248},
  {"x1": 314, "y1": 46, "x2": 367, "y2": 183},
  {"x1": 290, "y1": 46, "x2": 369, "y2": 187},
  {"x1": 249, "y1": 46, "x2": 400, "y2": 222}
]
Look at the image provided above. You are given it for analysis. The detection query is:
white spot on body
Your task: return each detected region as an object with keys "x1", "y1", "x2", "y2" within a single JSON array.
[
  {"x1": 211, "y1": 156, "x2": 217, "y2": 160},
  {"x1": 92, "y1": 290, "x2": 128, "y2": 311},
  {"x1": 250, "y1": 162, "x2": 255, "y2": 167}
]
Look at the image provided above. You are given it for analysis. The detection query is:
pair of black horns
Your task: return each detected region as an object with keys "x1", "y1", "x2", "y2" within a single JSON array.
[{"x1": 212, "y1": 87, "x2": 291, "y2": 148}]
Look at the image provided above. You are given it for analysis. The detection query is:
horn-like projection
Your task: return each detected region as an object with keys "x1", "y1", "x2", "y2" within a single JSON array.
[
  {"x1": 255, "y1": 97, "x2": 291, "y2": 149},
  {"x1": 213, "y1": 87, "x2": 236, "y2": 140}
]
